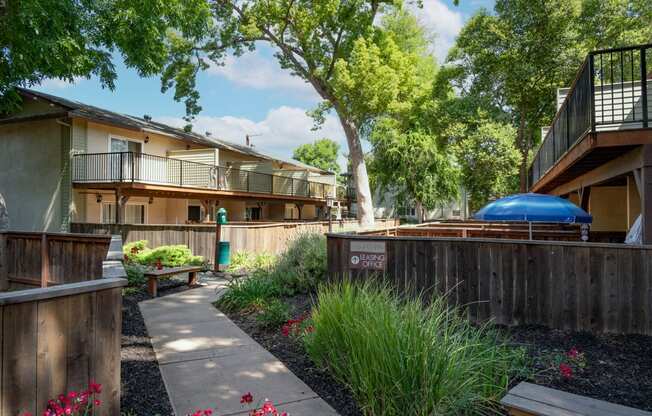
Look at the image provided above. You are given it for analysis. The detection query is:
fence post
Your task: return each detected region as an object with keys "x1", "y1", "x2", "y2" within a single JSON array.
[
  {"x1": 641, "y1": 47, "x2": 648, "y2": 129},
  {"x1": 41, "y1": 233, "x2": 49, "y2": 288},
  {"x1": 131, "y1": 152, "x2": 135, "y2": 183},
  {"x1": 247, "y1": 171, "x2": 250, "y2": 192}
]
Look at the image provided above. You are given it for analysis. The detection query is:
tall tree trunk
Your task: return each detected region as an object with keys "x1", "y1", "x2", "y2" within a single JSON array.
[
  {"x1": 415, "y1": 200, "x2": 424, "y2": 224},
  {"x1": 337, "y1": 114, "x2": 375, "y2": 227}
]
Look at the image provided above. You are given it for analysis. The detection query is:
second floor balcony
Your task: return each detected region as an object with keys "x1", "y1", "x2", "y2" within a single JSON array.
[
  {"x1": 72, "y1": 152, "x2": 336, "y2": 201},
  {"x1": 530, "y1": 44, "x2": 652, "y2": 192}
]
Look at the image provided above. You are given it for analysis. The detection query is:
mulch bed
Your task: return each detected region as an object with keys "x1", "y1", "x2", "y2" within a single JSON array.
[
  {"x1": 121, "y1": 279, "x2": 189, "y2": 416},
  {"x1": 505, "y1": 325, "x2": 652, "y2": 411},
  {"x1": 225, "y1": 292, "x2": 652, "y2": 414},
  {"x1": 224, "y1": 292, "x2": 363, "y2": 416}
]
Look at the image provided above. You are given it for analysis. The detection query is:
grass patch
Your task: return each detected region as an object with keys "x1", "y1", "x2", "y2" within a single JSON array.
[{"x1": 304, "y1": 282, "x2": 529, "y2": 416}]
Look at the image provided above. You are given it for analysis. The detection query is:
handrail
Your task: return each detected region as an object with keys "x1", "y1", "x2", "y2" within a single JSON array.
[
  {"x1": 72, "y1": 151, "x2": 336, "y2": 200},
  {"x1": 529, "y1": 44, "x2": 651, "y2": 188}
]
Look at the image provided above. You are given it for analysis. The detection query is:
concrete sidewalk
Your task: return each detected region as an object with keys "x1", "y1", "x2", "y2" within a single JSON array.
[{"x1": 139, "y1": 279, "x2": 339, "y2": 416}]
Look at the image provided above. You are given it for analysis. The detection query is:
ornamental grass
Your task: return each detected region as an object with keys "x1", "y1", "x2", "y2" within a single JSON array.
[{"x1": 304, "y1": 281, "x2": 528, "y2": 416}]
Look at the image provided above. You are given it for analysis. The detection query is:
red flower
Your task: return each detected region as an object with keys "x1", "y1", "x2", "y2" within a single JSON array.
[
  {"x1": 567, "y1": 347, "x2": 580, "y2": 359},
  {"x1": 559, "y1": 363, "x2": 573, "y2": 379},
  {"x1": 240, "y1": 392, "x2": 254, "y2": 404},
  {"x1": 89, "y1": 382, "x2": 102, "y2": 394}
]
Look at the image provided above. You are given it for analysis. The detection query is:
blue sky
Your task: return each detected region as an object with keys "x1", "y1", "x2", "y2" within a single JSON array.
[{"x1": 36, "y1": 0, "x2": 494, "y2": 167}]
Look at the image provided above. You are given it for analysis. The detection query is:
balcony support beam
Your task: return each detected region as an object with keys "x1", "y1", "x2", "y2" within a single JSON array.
[{"x1": 641, "y1": 145, "x2": 652, "y2": 243}]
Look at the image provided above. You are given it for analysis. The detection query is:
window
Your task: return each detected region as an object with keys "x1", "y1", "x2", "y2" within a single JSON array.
[
  {"x1": 101, "y1": 203, "x2": 146, "y2": 224},
  {"x1": 110, "y1": 137, "x2": 142, "y2": 153},
  {"x1": 102, "y1": 204, "x2": 115, "y2": 224},
  {"x1": 188, "y1": 205, "x2": 201, "y2": 222},
  {"x1": 125, "y1": 204, "x2": 146, "y2": 224},
  {"x1": 246, "y1": 207, "x2": 261, "y2": 221}
]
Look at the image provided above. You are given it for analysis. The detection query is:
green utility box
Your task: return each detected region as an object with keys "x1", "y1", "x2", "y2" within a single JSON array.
[{"x1": 217, "y1": 241, "x2": 230, "y2": 265}]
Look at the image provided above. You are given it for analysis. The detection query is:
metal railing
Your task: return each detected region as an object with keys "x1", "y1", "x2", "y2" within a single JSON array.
[
  {"x1": 529, "y1": 44, "x2": 651, "y2": 187},
  {"x1": 72, "y1": 152, "x2": 336, "y2": 200}
]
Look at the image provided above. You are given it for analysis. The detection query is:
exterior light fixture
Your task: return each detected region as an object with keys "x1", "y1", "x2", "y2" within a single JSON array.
[
  {"x1": 148, "y1": 196, "x2": 154, "y2": 205},
  {"x1": 96, "y1": 194, "x2": 102, "y2": 203},
  {"x1": 144, "y1": 135, "x2": 150, "y2": 143}
]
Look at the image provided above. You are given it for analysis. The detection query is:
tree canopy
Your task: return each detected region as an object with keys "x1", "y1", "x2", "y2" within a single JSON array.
[
  {"x1": 367, "y1": 10, "x2": 459, "y2": 221},
  {"x1": 0, "y1": 0, "x2": 212, "y2": 113},
  {"x1": 448, "y1": 0, "x2": 583, "y2": 192},
  {"x1": 292, "y1": 138, "x2": 341, "y2": 174}
]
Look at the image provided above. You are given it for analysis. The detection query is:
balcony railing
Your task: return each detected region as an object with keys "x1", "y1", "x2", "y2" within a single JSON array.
[
  {"x1": 529, "y1": 44, "x2": 652, "y2": 187},
  {"x1": 72, "y1": 152, "x2": 335, "y2": 200}
]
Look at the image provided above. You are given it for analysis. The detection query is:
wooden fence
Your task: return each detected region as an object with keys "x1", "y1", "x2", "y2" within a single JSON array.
[
  {"x1": 0, "y1": 232, "x2": 111, "y2": 290},
  {"x1": 71, "y1": 219, "x2": 399, "y2": 263},
  {"x1": 327, "y1": 233, "x2": 652, "y2": 335},
  {"x1": 0, "y1": 232, "x2": 127, "y2": 415}
]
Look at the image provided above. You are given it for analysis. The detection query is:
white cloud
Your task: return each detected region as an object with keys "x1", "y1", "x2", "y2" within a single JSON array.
[
  {"x1": 207, "y1": 48, "x2": 317, "y2": 100},
  {"x1": 156, "y1": 106, "x2": 348, "y2": 168},
  {"x1": 39, "y1": 77, "x2": 83, "y2": 89},
  {"x1": 409, "y1": 0, "x2": 464, "y2": 63}
]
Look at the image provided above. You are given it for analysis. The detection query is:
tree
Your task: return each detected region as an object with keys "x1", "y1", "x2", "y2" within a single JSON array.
[
  {"x1": 292, "y1": 138, "x2": 340, "y2": 174},
  {"x1": 454, "y1": 120, "x2": 520, "y2": 211},
  {"x1": 578, "y1": 0, "x2": 652, "y2": 49},
  {"x1": 154, "y1": 0, "x2": 431, "y2": 226},
  {"x1": 0, "y1": 0, "x2": 212, "y2": 113},
  {"x1": 367, "y1": 11, "x2": 459, "y2": 222},
  {"x1": 448, "y1": 0, "x2": 583, "y2": 192}
]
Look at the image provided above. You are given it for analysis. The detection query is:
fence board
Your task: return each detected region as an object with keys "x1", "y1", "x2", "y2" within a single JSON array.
[
  {"x1": 71, "y1": 220, "x2": 398, "y2": 263},
  {"x1": 327, "y1": 234, "x2": 652, "y2": 336},
  {"x1": 0, "y1": 232, "x2": 125, "y2": 416}
]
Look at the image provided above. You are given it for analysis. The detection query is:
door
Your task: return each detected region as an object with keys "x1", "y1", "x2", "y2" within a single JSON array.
[{"x1": 110, "y1": 138, "x2": 142, "y2": 181}]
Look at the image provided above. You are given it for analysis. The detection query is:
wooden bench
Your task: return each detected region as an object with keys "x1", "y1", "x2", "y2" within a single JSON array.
[
  {"x1": 144, "y1": 266, "x2": 203, "y2": 297},
  {"x1": 501, "y1": 382, "x2": 652, "y2": 416}
]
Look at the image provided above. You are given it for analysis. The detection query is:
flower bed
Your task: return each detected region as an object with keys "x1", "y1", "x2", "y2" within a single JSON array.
[
  {"x1": 223, "y1": 289, "x2": 652, "y2": 415},
  {"x1": 505, "y1": 325, "x2": 652, "y2": 411}
]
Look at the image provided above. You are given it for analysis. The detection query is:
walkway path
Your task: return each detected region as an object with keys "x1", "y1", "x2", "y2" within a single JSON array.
[{"x1": 139, "y1": 278, "x2": 339, "y2": 416}]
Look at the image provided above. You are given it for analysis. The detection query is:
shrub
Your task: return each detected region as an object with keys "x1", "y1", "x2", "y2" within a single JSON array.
[
  {"x1": 304, "y1": 282, "x2": 528, "y2": 416},
  {"x1": 268, "y1": 233, "x2": 326, "y2": 295},
  {"x1": 215, "y1": 274, "x2": 281, "y2": 313},
  {"x1": 124, "y1": 262, "x2": 146, "y2": 287},
  {"x1": 255, "y1": 299, "x2": 291, "y2": 328},
  {"x1": 227, "y1": 251, "x2": 276, "y2": 274},
  {"x1": 123, "y1": 241, "x2": 204, "y2": 267}
]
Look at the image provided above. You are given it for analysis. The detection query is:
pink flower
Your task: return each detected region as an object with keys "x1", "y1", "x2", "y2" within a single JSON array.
[{"x1": 559, "y1": 363, "x2": 573, "y2": 379}]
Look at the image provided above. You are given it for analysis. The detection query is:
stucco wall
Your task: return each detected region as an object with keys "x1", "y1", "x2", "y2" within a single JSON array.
[
  {"x1": 589, "y1": 186, "x2": 628, "y2": 231},
  {"x1": 0, "y1": 120, "x2": 65, "y2": 231},
  {"x1": 85, "y1": 121, "x2": 195, "y2": 155}
]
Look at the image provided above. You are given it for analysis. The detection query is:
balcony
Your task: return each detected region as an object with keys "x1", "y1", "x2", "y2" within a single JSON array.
[
  {"x1": 529, "y1": 44, "x2": 652, "y2": 193},
  {"x1": 72, "y1": 152, "x2": 335, "y2": 201}
]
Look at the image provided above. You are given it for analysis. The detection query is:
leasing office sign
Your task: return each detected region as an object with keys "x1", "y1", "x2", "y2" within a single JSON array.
[{"x1": 349, "y1": 241, "x2": 386, "y2": 270}]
